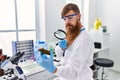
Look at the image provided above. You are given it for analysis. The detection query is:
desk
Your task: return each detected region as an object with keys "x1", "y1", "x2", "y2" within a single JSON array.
[
  {"x1": 94, "y1": 46, "x2": 109, "y2": 53},
  {"x1": 19, "y1": 46, "x2": 109, "y2": 80},
  {"x1": 94, "y1": 46, "x2": 109, "y2": 60},
  {"x1": 19, "y1": 60, "x2": 56, "y2": 80}
]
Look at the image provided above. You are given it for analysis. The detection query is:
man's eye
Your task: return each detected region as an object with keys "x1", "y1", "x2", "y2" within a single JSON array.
[
  {"x1": 68, "y1": 16, "x2": 73, "y2": 19},
  {"x1": 63, "y1": 18, "x2": 66, "y2": 20}
]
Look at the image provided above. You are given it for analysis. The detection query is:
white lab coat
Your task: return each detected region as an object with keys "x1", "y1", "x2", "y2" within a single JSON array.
[{"x1": 54, "y1": 29, "x2": 94, "y2": 80}]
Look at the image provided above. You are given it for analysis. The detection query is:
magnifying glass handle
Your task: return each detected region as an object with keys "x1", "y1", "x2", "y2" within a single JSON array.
[
  {"x1": 56, "y1": 43, "x2": 58, "y2": 46},
  {"x1": 56, "y1": 38, "x2": 64, "y2": 46}
]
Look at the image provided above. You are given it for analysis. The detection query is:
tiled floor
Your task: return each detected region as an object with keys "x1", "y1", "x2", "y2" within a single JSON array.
[
  {"x1": 52, "y1": 69, "x2": 120, "y2": 80},
  {"x1": 108, "y1": 69, "x2": 120, "y2": 80},
  {"x1": 96, "y1": 68, "x2": 120, "y2": 80}
]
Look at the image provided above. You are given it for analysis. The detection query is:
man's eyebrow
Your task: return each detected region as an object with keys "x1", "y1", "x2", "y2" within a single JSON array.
[{"x1": 64, "y1": 14, "x2": 77, "y2": 17}]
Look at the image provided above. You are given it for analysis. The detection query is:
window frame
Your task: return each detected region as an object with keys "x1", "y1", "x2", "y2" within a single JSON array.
[{"x1": 0, "y1": 0, "x2": 39, "y2": 56}]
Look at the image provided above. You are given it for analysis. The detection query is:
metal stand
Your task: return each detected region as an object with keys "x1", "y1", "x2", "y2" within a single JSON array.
[{"x1": 101, "y1": 67, "x2": 104, "y2": 80}]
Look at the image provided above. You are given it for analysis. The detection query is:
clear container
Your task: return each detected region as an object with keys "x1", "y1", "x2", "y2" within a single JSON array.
[
  {"x1": 34, "y1": 41, "x2": 48, "y2": 60},
  {"x1": 34, "y1": 41, "x2": 48, "y2": 52}
]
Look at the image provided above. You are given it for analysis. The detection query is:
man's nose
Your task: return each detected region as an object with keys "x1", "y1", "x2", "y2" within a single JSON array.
[{"x1": 65, "y1": 19, "x2": 71, "y2": 24}]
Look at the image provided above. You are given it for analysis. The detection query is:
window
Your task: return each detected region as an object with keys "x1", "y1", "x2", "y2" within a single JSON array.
[{"x1": 0, "y1": 0, "x2": 37, "y2": 56}]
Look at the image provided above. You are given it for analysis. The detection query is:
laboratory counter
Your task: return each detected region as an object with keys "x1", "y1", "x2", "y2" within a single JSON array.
[
  {"x1": 19, "y1": 46, "x2": 109, "y2": 80},
  {"x1": 19, "y1": 60, "x2": 57, "y2": 80}
]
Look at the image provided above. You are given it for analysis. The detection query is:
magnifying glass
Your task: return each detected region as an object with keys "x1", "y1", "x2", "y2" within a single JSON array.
[
  {"x1": 54, "y1": 29, "x2": 66, "y2": 40},
  {"x1": 54, "y1": 29, "x2": 67, "y2": 58}
]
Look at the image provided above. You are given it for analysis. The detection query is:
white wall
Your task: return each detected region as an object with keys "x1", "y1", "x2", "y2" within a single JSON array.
[
  {"x1": 37, "y1": 0, "x2": 46, "y2": 41},
  {"x1": 45, "y1": 0, "x2": 66, "y2": 42},
  {"x1": 92, "y1": 0, "x2": 120, "y2": 72},
  {"x1": 88, "y1": 0, "x2": 97, "y2": 29}
]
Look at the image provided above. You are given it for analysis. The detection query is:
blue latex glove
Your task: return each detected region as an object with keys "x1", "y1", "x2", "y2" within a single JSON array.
[
  {"x1": 34, "y1": 49, "x2": 56, "y2": 73},
  {"x1": 58, "y1": 39, "x2": 67, "y2": 49},
  {"x1": 34, "y1": 51, "x2": 48, "y2": 59}
]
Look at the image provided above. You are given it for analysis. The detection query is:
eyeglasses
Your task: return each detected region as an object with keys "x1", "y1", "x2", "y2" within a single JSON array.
[{"x1": 61, "y1": 13, "x2": 78, "y2": 21}]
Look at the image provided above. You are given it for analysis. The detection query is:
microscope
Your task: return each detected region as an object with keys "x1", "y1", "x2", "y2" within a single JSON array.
[{"x1": 0, "y1": 52, "x2": 25, "y2": 80}]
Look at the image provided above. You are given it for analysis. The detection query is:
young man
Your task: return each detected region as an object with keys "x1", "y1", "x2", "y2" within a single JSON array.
[{"x1": 35, "y1": 3, "x2": 94, "y2": 80}]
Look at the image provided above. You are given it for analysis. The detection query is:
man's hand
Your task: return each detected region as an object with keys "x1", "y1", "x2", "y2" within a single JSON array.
[
  {"x1": 58, "y1": 39, "x2": 67, "y2": 49},
  {"x1": 34, "y1": 49, "x2": 56, "y2": 73}
]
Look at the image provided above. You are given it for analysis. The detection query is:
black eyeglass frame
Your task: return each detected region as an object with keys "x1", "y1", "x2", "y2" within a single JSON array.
[{"x1": 54, "y1": 29, "x2": 67, "y2": 40}]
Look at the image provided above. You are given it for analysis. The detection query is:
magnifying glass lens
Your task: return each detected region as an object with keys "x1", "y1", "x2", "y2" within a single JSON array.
[
  {"x1": 54, "y1": 29, "x2": 66, "y2": 40},
  {"x1": 55, "y1": 31, "x2": 65, "y2": 39}
]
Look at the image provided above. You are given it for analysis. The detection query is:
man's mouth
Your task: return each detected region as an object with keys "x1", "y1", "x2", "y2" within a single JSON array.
[
  {"x1": 66, "y1": 25, "x2": 72, "y2": 28},
  {"x1": 66, "y1": 24, "x2": 73, "y2": 28}
]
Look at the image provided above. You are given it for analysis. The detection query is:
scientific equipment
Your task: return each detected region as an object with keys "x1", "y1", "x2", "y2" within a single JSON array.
[
  {"x1": 0, "y1": 52, "x2": 25, "y2": 80},
  {"x1": 35, "y1": 41, "x2": 48, "y2": 50},
  {"x1": 37, "y1": 29, "x2": 66, "y2": 56},
  {"x1": 54, "y1": 29, "x2": 67, "y2": 46},
  {"x1": 12, "y1": 40, "x2": 34, "y2": 61},
  {"x1": 54, "y1": 29, "x2": 66, "y2": 40},
  {"x1": 0, "y1": 49, "x2": 10, "y2": 62},
  {"x1": 94, "y1": 18, "x2": 102, "y2": 31},
  {"x1": 34, "y1": 41, "x2": 50, "y2": 56}
]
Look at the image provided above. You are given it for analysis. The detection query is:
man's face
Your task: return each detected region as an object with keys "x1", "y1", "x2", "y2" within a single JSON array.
[
  {"x1": 62, "y1": 10, "x2": 80, "y2": 34},
  {"x1": 62, "y1": 10, "x2": 81, "y2": 45}
]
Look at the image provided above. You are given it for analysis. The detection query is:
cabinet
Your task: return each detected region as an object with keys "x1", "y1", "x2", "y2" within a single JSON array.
[
  {"x1": 90, "y1": 32, "x2": 110, "y2": 79},
  {"x1": 90, "y1": 32, "x2": 110, "y2": 48}
]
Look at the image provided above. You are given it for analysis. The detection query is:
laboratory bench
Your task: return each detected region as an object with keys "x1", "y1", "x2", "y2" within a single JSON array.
[
  {"x1": 18, "y1": 46, "x2": 109, "y2": 80},
  {"x1": 19, "y1": 60, "x2": 57, "y2": 80}
]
